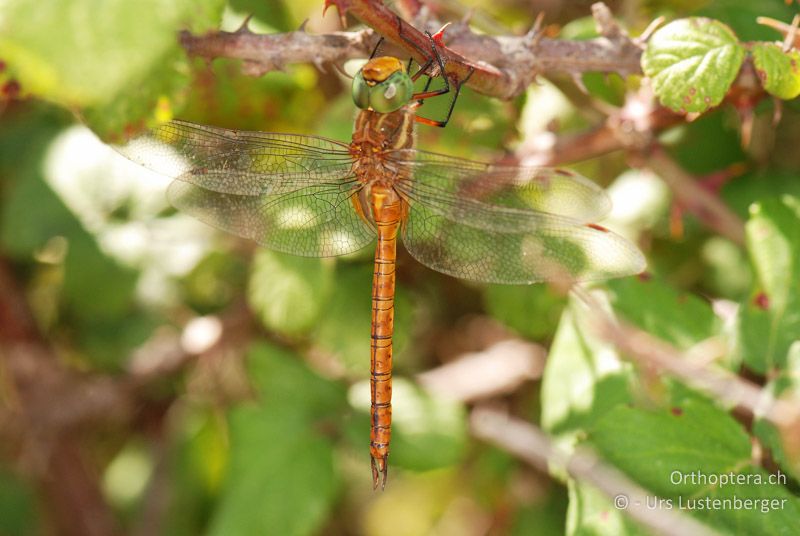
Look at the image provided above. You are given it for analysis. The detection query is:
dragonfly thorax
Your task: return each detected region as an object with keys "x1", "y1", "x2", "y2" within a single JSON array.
[{"x1": 350, "y1": 107, "x2": 416, "y2": 194}]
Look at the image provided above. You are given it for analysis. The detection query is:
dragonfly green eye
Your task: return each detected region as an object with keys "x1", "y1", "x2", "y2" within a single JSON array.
[
  {"x1": 352, "y1": 57, "x2": 414, "y2": 113},
  {"x1": 352, "y1": 73, "x2": 371, "y2": 110},
  {"x1": 368, "y1": 71, "x2": 413, "y2": 113}
]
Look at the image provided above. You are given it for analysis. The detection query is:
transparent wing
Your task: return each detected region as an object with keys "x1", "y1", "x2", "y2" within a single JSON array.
[
  {"x1": 168, "y1": 179, "x2": 375, "y2": 257},
  {"x1": 389, "y1": 148, "x2": 612, "y2": 223},
  {"x1": 116, "y1": 120, "x2": 356, "y2": 195},
  {"x1": 392, "y1": 151, "x2": 644, "y2": 284},
  {"x1": 116, "y1": 120, "x2": 373, "y2": 256},
  {"x1": 400, "y1": 200, "x2": 645, "y2": 284}
]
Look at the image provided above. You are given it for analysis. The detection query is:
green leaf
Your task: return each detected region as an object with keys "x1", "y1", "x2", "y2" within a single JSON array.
[
  {"x1": 540, "y1": 298, "x2": 633, "y2": 438},
  {"x1": 209, "y1": 343, "x2": 344, "y2": 536},
  {"x1": 590, "y1": 397, "x2": 750, "y2": 494},
  {"x1": 62, "y1": 231, "x2": 138, "y2": 319},
  {"x1": 511, "y1": 486, "x2": 568, "y2": 536},
  {"x1": 739, "y1": 197, "x2": 800, "y2": 373},
  {"x1": 566, "y1": 480, "x2": 649, "y2": 536},
  {"x1": 248, "y1": 250, "x2": 334, "y2": 338},
  {"x1": 484, "y1": 283, "x2": 566, "y2": 340},
  {"x1": 697, "y1": 0, "x2": 798, "y2": 42},
  {"x1": 752, "y1": 342, "x2": 800, "y2": 480},
  {"x1": 0, "y1": 0, "x2": 222, "y2": 107},
  {"x1": 752, "y1": 43, "x2": 800, "y2": 100},
  {"x1": 642, "y1": 18, "x2": 745, "y2": 113},
  {"x1": 607, "y1": 276, "x2": 721, "y2": 351},
  {"x1": 588, "y1": 397, "x2": 800, "y2": 535},
  {"x1": 181, "y1": 251, "x2": 248, "y2": 314},
  {"x1": 0, "y1": 470, "x2": 38, "y2": 536},
  {"x1": 0, "y1": 110, "x2": 78, "y2": 256},
  {"x1": 227, "y1": 0, "x2": 293, "y2": 31},
  {"x1": 0, "y1": 0, "x2": 224, "y2": 135},
  {"x1": 164, "y1": 411, "x2": 227, "y2": 536},
  {"x1": 661, "y1": 109, "x2": 746, "y2": 176},
  {"x1": 723, "y1": 170, "x2": 800, "y2": 219}
]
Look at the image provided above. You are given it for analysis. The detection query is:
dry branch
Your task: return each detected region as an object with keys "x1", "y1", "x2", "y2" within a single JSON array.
[{"x1": 470, "y1": 407, "x2": 721, "y2": 536}]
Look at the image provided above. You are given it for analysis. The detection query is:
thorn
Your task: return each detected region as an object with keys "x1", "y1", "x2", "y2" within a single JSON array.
[
  {"x1": 323, "y1": 0, "x2": 348, "y2": 30},
  {"x1": 298, "y1": 18, "x2": 309, "y2": 33},
  {"x1": 592, "y1": 2, "x2": 622, "y2": 38},
  {"x1": 571, "y1": 71, "x2": 589, "y2": 94},
  {"x1": 332, "y1": 61, "x2": 354, "y2": 80},
  {"x1": 236, "y1": 14, "x2": 254, "y2": 34},
  {"x1": 461, "y1": 7, "x2": 474, "y2": 25},
  {"x1": 782, "y1": 14, "x2": 800, "y2": 52},
  {"x1": 431, "y1": 22, "x2": 452, "y2": 47},
  {"x1": 241, "y1": 60, "x2": 273, "y2": 77},
  {"x1": 636, "y1": 16, "x2": 665, "y2": 45},
  {"x1": 525, "y1": 12, "x2": 546, "y2": 47},
  {"x1": 757, "y1": 15, "x2": 800, "y2": 50}
]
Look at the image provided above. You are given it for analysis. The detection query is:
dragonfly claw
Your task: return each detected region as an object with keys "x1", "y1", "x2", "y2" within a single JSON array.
[{"x1": 371, "y1": 455, "x2": 388, "y2": 490}]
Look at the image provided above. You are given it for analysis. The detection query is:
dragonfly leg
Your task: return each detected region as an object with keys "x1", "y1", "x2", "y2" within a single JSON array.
[
  {"x1": 401, "y1": 27, "x2": 474, "y2": 128},
  {"x1": 410, "y1": 31, "x2": 451, "y2": 102},
  {"x1": 414, "y1": 66, "x2": 474, "y2": 128},
  {"x1": 396, "y1": 15, "x2": 448, "y2": 91},
  {"x1": 369, "y1": 36, "x2": 385, "y2": 60},
  {"x1": 410, "y1": 58, "x2": 433, "y2": 82}
]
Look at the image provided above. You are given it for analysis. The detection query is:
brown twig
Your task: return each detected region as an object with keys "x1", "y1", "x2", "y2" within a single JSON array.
[
  {"x1": 417, "y1": 338, "x2": 545, "y2": 402},
  {"x1": 644, "y1": 149, "x2": 746, "y2": 245},
  {"x1": 179, "y1": 27, "x2": 377, "y2": 77},
  {"x1": 470, "y1": 406, "x2": 721, "y2": 536}
]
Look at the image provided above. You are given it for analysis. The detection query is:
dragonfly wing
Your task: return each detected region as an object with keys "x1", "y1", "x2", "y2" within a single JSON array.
[
  {"x1": 168, "y1": 178, "x2": 375, "y2": 257},
  {"x1": 390, "y1": 149, "x2": 611, "y2": 223},
  {"x1": 116, "y1": 120, "x2": 356, "y2": 195},
  {"x1": 399, "y1": 194, "x2": 645, "y2": 284}
]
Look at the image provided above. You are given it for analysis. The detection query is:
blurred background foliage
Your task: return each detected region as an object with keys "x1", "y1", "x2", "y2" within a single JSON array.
[{"x1": 1, "y1": 0, "x2": 800, "y2": 535}]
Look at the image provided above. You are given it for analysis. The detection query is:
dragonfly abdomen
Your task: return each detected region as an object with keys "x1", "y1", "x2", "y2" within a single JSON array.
[{"x1": 368, "y1": 184, "x2": 402, "y2": 490}]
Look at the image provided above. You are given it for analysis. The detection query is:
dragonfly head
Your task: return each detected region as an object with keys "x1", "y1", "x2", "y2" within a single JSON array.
[{"x1": 352, "y1": 56, "x2": 413, "y2": 113}]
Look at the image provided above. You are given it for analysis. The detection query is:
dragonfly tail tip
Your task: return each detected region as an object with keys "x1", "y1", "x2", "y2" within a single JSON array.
[{"x1": 371, "y1": 455, "x2": 388, "y2": 490}]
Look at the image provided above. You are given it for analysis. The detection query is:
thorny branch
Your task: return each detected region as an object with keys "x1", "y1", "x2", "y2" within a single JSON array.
[{"x1": 181, "y1": 1, "x2": 643, "y2": 100}]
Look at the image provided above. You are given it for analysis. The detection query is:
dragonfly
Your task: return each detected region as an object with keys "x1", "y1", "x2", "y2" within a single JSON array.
[{"x1": 116, "y1": 36, "x2": 645, "y2": 490}]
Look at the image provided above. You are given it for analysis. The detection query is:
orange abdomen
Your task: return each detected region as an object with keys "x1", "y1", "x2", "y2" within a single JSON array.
[{"x1": 369, "y1": 184, "x2": 402, "y2": 489}]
